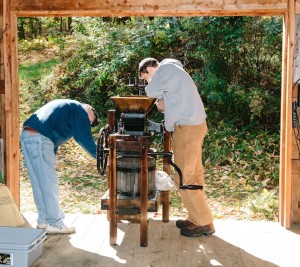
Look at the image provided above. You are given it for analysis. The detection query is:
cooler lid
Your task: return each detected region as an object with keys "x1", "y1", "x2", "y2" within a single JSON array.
[{"x1": 0, "y1": 227, "x2": 46, "y2": 251}]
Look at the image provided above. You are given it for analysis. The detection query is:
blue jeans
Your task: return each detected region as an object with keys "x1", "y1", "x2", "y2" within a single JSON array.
[{"x1": 21, "y1": 130, "x2": 65, "y2": 228}]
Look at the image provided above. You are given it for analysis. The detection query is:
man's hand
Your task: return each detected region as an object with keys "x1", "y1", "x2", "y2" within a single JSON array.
[{"x1": 156, "y1": 99, "x2": 164, "y2": 112}]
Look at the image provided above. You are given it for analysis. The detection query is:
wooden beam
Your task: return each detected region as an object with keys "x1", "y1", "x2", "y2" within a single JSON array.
[
  {"x1": 3, "y1": 4, "x2": 20, "y2": 207},
  {"x1": 10, "y1": 0, "x2": 291, "y2": 17},
  {"x1": 12, "y1": 11, "x2": 288, "y2": 18}
]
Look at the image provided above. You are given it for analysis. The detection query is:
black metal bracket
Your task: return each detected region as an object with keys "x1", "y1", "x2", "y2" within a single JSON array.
[
  {"x1": 99, "y1": 149, "x2": 203, "y2": 190},
  {"x1": 148, "y1": 152, "x2": 203, "y2": 190}
]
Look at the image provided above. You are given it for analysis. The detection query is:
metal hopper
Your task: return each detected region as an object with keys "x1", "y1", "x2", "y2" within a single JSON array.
[{"x1": 111, "y1": 96, "x2": 156, "y2": 113}]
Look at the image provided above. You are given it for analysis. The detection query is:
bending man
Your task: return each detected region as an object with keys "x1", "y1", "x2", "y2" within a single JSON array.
[{"x1": 21, "y1": 99, "x2": 99, "y2": 234}]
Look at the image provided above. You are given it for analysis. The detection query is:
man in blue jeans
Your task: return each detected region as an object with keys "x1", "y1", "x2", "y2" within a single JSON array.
[{"x1": 21, "y1": 99, "x2": 99, "y2": 234}]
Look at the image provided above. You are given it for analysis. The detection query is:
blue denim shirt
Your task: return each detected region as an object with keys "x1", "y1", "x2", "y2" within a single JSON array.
[{"x1": 23, "y1": 99, "x2": 97, "y2": 158}]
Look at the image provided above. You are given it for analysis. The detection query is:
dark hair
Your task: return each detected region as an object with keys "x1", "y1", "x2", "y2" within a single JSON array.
[
  {"x1": 91, "y1": 108, "x2": 100, "y2": 127},
  {"x1": 138, "y1": 58, "x2": 159, "y2": 75}
]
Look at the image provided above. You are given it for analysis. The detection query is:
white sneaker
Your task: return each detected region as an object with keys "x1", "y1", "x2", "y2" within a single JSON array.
[
  {"x1": 46, "y1": 224, "x2": 76, "y2": 234},
  {"x1": 37, "y1": 224, "x2": 47, "y2": 229}
]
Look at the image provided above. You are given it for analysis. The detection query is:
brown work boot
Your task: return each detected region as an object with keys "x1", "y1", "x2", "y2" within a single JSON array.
[
  {"x1": 180, "y1": 223, "x2": 215, "y2": 237},
  {"x1": 176, "y1": 219, "x2": 193, "y2": 229}
]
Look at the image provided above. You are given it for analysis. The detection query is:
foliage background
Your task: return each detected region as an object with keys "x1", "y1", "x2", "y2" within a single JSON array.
[{"x1": 19, "y1": 16, "x2": 281, "y2": 220}]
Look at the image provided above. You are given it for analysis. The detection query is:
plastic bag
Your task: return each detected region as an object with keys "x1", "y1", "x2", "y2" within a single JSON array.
[{"x1": 155, "y1": 171, "x2": 176, "y2": 191}]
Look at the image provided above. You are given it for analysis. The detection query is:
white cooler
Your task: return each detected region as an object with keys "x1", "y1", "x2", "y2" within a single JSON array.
[{"x1": 0, "y1": 227, "x2": 47, "y2": 267}]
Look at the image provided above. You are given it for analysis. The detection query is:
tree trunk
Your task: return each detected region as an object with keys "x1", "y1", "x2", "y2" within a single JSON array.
[{"x1": 68, "y1": 17, "x2": 72, "y2": 32}]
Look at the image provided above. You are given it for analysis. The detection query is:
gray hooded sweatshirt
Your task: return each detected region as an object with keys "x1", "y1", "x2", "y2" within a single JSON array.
[{"x1": 145, "y1": 58, "x2": 206, "y2": 132}]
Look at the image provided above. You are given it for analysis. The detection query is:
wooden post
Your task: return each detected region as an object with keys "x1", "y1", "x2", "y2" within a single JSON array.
[
  {"x1": 109, "y1": 134, "x2": 117, "y2": 245},
  {"x1": 140, "y1": 136, "x2": 148, "y2": 247},
  {"x1": 106, "y1": 110, "x2": 115, "y2": 188},
  {"x1": 280, "y1": 11, "x2": 288, "y2": 228},
  {"x1": 3, "y1": 2, "x2": 20, "y2": 207},
  {"x1": 108, "y1": 109, "x2": 115, "y2": 133},
  {"x1": 280, "y1": 0, "x2": 296, "y2": 228},
  {"x1": 161, "y1": 130, "x2": 171, "y2": 222}
]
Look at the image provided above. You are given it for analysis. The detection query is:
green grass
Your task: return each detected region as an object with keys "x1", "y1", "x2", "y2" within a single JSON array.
[{"x1": 19, "y1": 58, "x2": 60, "y2": 80}]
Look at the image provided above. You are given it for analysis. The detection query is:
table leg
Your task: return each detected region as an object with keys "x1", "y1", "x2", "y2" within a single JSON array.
[
  {"x1": 109, "y1": 135, "x2": 117, "y2": 245},
  {"x1": 140, "y1": 136, "x2": 148, "y2": 247}
]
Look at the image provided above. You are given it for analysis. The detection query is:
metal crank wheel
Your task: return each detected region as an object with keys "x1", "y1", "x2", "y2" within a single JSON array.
[{"x1": 97, "y1": 125, "x2": 109, "y2": 175}]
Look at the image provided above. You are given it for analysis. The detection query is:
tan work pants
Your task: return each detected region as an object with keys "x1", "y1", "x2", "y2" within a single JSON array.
[{"x1": 172, "y1": 122, "x2": 213, "y2": 226}]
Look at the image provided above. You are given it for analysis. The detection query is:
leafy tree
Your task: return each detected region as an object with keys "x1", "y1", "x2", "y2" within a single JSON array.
[
  {"x1": 181, "y1": 17, "x2": 282, "y2": 131},
  {"x1": 19, "y1": 16, "x2": 282, "y2": 186},
  {"x1": 65, "y1": 17, "x2": 281, "y2": 131},
  {"x1": 18, "y1": 17, "x2": 73, "y2": 40},
  {"x1": 24, "y1": 16, "x2": 282, "y2": 131}
]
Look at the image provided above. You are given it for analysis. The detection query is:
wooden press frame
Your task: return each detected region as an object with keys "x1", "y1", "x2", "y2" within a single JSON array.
[{"x1": 105, "y1": 106, "x2": 171, "y2": 246}]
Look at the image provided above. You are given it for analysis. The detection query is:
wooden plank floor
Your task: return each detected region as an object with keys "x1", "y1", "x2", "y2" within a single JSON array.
[{"x1": 21, "y1": 213, "x2": 300, "y2": 267}]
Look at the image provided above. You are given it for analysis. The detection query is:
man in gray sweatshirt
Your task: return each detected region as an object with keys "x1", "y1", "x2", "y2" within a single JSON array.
[{"x1": 139, "y1": 58, "x2": 215, "y2": 237}]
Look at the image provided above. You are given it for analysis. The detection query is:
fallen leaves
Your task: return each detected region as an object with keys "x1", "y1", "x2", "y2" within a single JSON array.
[{"x1": 20, "y1": 138, "x2": 278, "y2": 221}]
